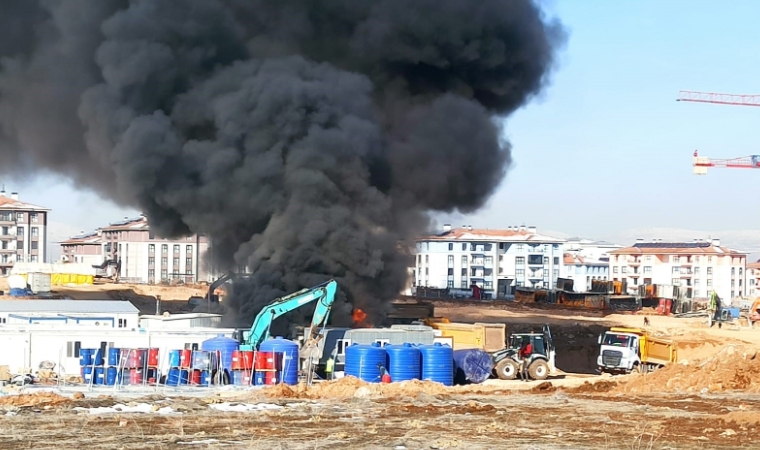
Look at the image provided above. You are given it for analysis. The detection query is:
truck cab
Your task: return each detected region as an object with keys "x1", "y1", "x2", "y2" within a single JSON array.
[{"x1": 597, "y1": 331, "x2": 641, "y2": 374}]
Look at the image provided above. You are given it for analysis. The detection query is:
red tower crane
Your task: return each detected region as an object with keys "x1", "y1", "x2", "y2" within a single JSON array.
[
  {"x1": 678, "y1": 90, "x2": 760, "y2": 107},
  {"x1": 679, "y1": 90, "x2": 759, "y2": 173}
]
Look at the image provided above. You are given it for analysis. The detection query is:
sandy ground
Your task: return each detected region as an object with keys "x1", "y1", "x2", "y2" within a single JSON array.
[{"x1": 1, "y1": 280, "x2": 760, "y2": 448}]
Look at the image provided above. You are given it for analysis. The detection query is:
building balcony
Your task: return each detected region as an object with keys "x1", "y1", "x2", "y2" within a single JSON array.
[
  {"x1": 471, "y1": 259, "x2": 485, "y2": 266},
  {"x1": 528, "y1": 273, "x2": 543, "y2": 279},
  {"x1": 0, "y1": 234, "x2": 15, "y2": 240},
  {"x1": 628, "y1": 260, "x2": 641, "y2": 266},
  {"x1": 629, "y1": 274, "x2": 640, "y2": 278},
  {"x1": 680, "y1": 273, "x2": 692, "y2": 278}
]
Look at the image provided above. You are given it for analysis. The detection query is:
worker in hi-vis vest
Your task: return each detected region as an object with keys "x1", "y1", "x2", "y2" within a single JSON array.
[{"x1": 325, "y1": 357, "x2": 335, "y2": 380}]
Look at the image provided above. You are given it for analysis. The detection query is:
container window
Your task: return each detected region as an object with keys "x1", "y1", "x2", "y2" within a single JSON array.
[{"x1": 335, "y1": 339, "x2": 351, "y2": 355}]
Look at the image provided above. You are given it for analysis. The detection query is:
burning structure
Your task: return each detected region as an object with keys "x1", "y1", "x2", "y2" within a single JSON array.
[{"x1": 0, "y1": 1, "x2": 565, "y2": 327}]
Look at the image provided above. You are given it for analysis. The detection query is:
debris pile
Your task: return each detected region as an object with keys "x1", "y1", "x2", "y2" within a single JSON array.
[
  {"x1": 618, "y1": 345, "x2": 760, "y2": 394},
  {"x1": 0, "y1": 392, "x2": 72, "y2": 408}
]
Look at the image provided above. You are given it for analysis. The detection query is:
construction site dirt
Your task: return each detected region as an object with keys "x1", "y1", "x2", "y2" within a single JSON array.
[{"x1": 2, "y1": 281, "x2": 760, "y2": 448}]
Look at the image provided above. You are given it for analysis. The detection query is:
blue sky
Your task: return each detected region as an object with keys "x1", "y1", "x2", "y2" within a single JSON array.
[{"x1": 9, "y1": 0, "x2": 760, "y2": 242}]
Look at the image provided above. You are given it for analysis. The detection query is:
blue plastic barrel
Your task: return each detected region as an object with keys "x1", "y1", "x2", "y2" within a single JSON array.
[
  {"x1": 419, "y1": 343, "x2": 454, "y2": 386},
  {"x1": 80, "y1": 349, "x2": 94, "y2": 366},
  {"x1": 345, "y1": 342, "x2": 387, "y2": 383},
  {"x1": 120, "y1": 369, "x2": 131, "y2": 385},
  {"x1": 167, "y1": 368, "x2": 181, "y2": 386},
  {"x1": 93, "y1": 348, "x2": 105, "y2": 366},
  {"x1": 107, "y1": 348, "x2": 120, "y2": 366},
  {"x1": 168, "y1": 350, "x2": 181, "y2": 368},
  {"x1": 106, "y1": 367, "x2": 119, "y2": 385},
  {"x1": 82, "y1": 366, "x2": 94, "y2": 383},
  {"x1": 254, "y1": 371, "x2": 266, "y2": 386},
  {"x1": 201, "y1": 335, "x2": 239, "y2": 374},
  {"x1": 259, "y1": 336, "x2": 299, "y2": 385},
  {"x1": 94, "y1": 367, "x2": 105, "y2": 385},
  {"x1": 386, "y1": 343, "x2": 422, "y2": 382},
  {"x1": 200, "y1": 370, "x2": 211, "y2": 386},
  {"x1": 178, "y1": 369, "x2": 189, "y2": 385},
  {"x1": 453, "y1": 349, "x2": 493, "y2": 385}
]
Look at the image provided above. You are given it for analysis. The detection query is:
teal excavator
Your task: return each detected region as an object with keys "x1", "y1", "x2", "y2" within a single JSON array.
[{"x1": 239, "y1": 279, "x2": 338, "y2": 352}]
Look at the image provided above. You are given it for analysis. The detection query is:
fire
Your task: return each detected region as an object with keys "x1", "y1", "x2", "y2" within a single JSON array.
[{"x1": 352, "y1": 308, "x2": 371, "y2": 328}]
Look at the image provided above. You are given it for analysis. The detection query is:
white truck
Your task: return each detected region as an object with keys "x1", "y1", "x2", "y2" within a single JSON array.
[{"x1": 597, "y1": 327, "x2": 678, "y2": 374}]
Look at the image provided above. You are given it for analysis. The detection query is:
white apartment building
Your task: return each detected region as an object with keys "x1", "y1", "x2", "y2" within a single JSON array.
[
  {"x1": 564, "y1": 237, "x2": 623, "y2": 261},
  {"x1": 414, "y1": 225, "x2": 566, "y2": 298},
  {"x1": 746, "y1": 261, "x2": 760, "y2": 298},
  {"x1": 608, "y1": 238, "x2": 747, "y2": 300},
  {"x1": 0, "y1": 190, "x2": 50, "y2": 275},
  {"x1": 62, "y1": 216, "x2": 214, "y2": 284},
  {"x1": 563, "y1": 253, "x2": 608, "y2": 292}
]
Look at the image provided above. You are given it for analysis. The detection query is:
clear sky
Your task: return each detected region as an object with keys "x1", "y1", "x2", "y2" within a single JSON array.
[{"x1": 8, "y1": 0, "x2": 760, "y2": 241}]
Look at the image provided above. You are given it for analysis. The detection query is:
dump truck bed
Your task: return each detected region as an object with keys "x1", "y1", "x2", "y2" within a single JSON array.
[
  {"x1": 642, "y1": 335, "x2": 678, "y2": 366},
  {"x1": 425, "y1": 321, "x2": 506, "y2": 352}
]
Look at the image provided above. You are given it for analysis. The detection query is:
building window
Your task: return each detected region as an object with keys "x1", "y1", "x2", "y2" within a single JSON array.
[
  {"x1": 707, "y1": 279, "x2": 712, "y2": 287},
  {"x1": 31, "y1": 241, "x2": 38, "y2": 250},
  {"x1": 516, "y1": 244, "x2": 524, "y2": 252},
  {"x1": 448, "y1": 268, "x2": 454, "y2": 276},
  {"x1": 16, "y1": 213, "x2": 23, "y2": 221},
  {"x1": 673, "y1": 256, "x2": 679, "y2": 264},
  {"x1": 694, "y1": 256, "x2": 700, "y2": 263},
  {"x1": 31, "y1": 227, "x2": 38, "y2": 237},
  {"x1": 448, "y1": 243, "x2": 453, "y2": 251},
  {"x1": 173, "y1": 244, "x2": 180, "y2": 255},
  {"x1": 694, "y1": 279, "x2": 700, "y2": 288},
  {"x1": 485, "y1": 256, "x2": 493, "y2": 266},
  {"x1": 461, "y1": 255, "x2": 467, "y2": 267},
  {"x1": 707, "y1": 267, "x2": 713, "y2": 275},
  {"x1": 148, "y1": 269, "x2": 155, "y2": 279},
  {"x1": 186, "y1": 257, "x2": 192, "y2": 268},
  {"x1": 732, "y1": 267, "x2": 736, "y2": 275},
  {"x1": 148, "y1": 257, "x2": 155, "y2": 265},
  {"x1": 553, "y1": 257, "x2": 559, "y2": 265},
  {"x1": 613, "y1": 267, "x2": 618, "y2": 273},
  {"x1": 484, "y1": 281, "x2": 493, "y2": 289},
  {"x1": 462, "y1": 243, "x2": 466, "y2": 251},
  {"x1": 447, "y1": 280, "x2": 454, "y2": 288},
  {"x1": 30, "y1": 255, "x2": 37, "y2": 262},
  {"x1": 708, "y1": 256, "x2": 712, "y2": 263},
  {"x1": 553, "y1": 269, "x2": 559, "y2": 278},
  {"x1": 425, "y1": 255, "x2": 429, "y2": 264},
  {"x1": 161, "y1": 257, "x2": 168, "y2": 265},
  {"x1": 543, "y1": 256, "x2": 549, "y2": 265},
  {"x1": 516, "y1": 269, "x2": 525, "y2": 277},
  {"x1": 66, "y1": 341, "x2": 82, "y2": 358},
  {"x1": 672, "y1": 266, "x2": 679, "y2": 274},
  {"x1": 186, "y1": 266, "x2": 193, "y2": 275},
  {"x1": 672, "y1": 278, "x2": 680, "y2": 286},
  {"x1": 173, "y1": 257, "x2": 180, "y2": 266},
  {"x1": 461, "y1": 280, "x2": 468, "y2": 289},
  {"x1": 162, "y1": 244, "x2": 168, "y2": 254},
  {"x1": 621, "y1": 267, "x2": 627, "y2": 274},
  {"x1": 16, "y1": 226, "x2": 23, "y2": 236},
  {"x1": 30, "y1": 213, "x2": 38, "y2": 223},
  {"x1": 516, "y1": 257, "x2": 525, "y2": 265},
  {"x1": 161, "y1": 269, "x2": 168, "y2": 279},
  {"x1": 448, "y1": 255, "x2": 454, "y2": 267},
  {"x1": 186, "y1": 245, "x2": 193, "y2": 254},
  {"x1": 644, "y1": 266, "x2": 651, "y2": 274},
  {"x1": 149, "y1": 244, "x2": 155, "y2": 253}
]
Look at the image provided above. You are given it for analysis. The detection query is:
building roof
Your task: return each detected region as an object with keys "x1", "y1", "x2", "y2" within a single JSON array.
[
  {"x1": 564, "y1": 253, "x2": 607, "y2": 266},
  {"x1": 100, "y1": 216, "x2": 149, "y2": 231},
  {"x1": 0, "y1": 300, "x2": 139, "y2": 314},
  {"x1": 610, "y1": 241, "x2": 746, "y2": 256},
  {"x1": 748, "y1": 262, "x2": 760, "y2": 270},
  {"x1": 60, "y1": 232, "x2": 102, "y2": 246},
  {"x1": 421, "y1": 227, "x2": 565, "y2": 243},
  {"x1": 0, "y1": 196, "x2": 50, "y2": 211}
]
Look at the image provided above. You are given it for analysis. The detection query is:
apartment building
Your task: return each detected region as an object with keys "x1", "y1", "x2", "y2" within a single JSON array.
[
  {"x1": 608, "y1": 238, "x2": 747, "y2": 300},
  {"x1": 62, "y1": 216, "x2": 213, "y2": 284},
  {"x1": 0, "y1": 190, "x2": 50, "y2": 275},
  {"x1": 746, "y1": 261, "x2": 760, "y2": 298},
  {"x1": 60, "y1": 232, "x2": 103, "y2": 266},
  {"x1": 564, "y1": 237, "x2": 623, "y2": 261},
  {"x1": 563, "y1": 253, "x2": 608, "y2": 292},
  {"x1": 414, "y1": 225, "x2": 566, "y2": 298}
]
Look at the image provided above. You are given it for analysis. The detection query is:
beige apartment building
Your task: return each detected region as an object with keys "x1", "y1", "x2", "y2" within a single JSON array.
[
  {"x1": 609, "y1": 238, "x2": 746, "y2": 301},
  {"x1": 61, "y1": 216, "x2": 214, "y2": 284},
  {"x1": 0, "y1": 190, "x2": 50, "y2": 275},
  {"x1": 746, "y1": 261, "x2": 760, "y2": 298}
]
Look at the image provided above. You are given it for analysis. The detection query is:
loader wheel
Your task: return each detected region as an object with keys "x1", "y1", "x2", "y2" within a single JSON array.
[
  {"x1": 495, "y1": 359, "x2": 519, "y2": 380},
  {"x1": 528, "y1": 360, "x2": 549, "y2": 381}
]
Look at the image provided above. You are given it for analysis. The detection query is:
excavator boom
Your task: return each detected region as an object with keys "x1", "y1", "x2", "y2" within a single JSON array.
[{"x1": 240, "y1": 279, "x2": 338, "y2": 351}]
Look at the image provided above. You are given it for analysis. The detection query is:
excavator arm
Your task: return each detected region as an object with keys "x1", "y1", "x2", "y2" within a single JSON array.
[{"x1": 239, "y1": 279, "x2": 338, "y2": 351}]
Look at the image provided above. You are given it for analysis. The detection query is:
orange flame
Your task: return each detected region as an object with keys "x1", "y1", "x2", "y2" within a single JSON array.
[{"x1": 352, "y1": 308, "x2": 371, "y2": 328}]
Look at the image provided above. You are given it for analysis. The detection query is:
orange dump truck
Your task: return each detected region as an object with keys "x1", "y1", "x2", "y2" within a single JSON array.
[{"x1": 597, "y1": 327, "x2": 677, "y2": 374}]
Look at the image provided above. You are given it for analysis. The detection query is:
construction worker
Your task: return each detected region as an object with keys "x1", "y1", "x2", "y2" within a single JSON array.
[
  {"x1": 518, "y1": 337, "x2": 533, "y2": 382},
  {"x1": 325, "y1": 356, "x2": 334, "y2": 381}
]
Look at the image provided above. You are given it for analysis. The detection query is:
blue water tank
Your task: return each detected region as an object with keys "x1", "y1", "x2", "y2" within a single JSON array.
[
  {"x1": 419, "y1": 343, "x2": 454, "y2": 386},
  {"x1": 259, "y1": 336, "x2": 300, "y2": 385},
  {"x1": 201, "y1": 334, "x2": 239, "y2": 373},
  {"x1": 386, "y1": 343, "x2": 422, "y2": 382},
  {"x1": 345, "y1": 342, "x2": 387, "y2": 383}
]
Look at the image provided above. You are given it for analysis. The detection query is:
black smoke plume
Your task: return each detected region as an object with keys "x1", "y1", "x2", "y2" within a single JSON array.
[{"x1": 0, "y1": 0, "x2": 565, "y2": 328}]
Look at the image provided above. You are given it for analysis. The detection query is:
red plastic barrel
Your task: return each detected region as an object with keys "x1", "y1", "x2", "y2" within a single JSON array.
[
  {"x1": 190, "y1": 369, "x2": 201, "y2": 385},
  {"x1": 129, "y1": 369, "x2": 143, "y2": 385},
  {"x1": 231, "y1": 350, "x2": 243, "y2": 370},
  {"x1": 126, "y1": 349, "x2": 145, "y2": 368},
  {"x1": 264, "y1": 371, "x2": 278, "y2": 385},
  {"x1": 148, "y1": 348, "x2": 159, "y2": 366},
  {"x1": 255, "y1": 351, "x2": 275, "y2": 370},
  {"x1": 179, "y1": 349, "x2": 192, "y2": 368},
  {"x1": 240, "y1": 351, "x2": 254, "y2": 369}
]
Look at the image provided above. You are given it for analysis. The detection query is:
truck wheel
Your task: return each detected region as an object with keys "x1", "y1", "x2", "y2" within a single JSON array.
[
  {"x1": 528, "y1": 360, "x2": 549, "y2": 380},
  {"x1": 494, "y1": 359, "x2": 519, "y2": 380}
]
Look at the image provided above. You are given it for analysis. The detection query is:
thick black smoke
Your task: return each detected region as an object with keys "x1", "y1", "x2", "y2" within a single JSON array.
[{"x1": 0, "y1": 0, "x2": 565, "y2": 327}]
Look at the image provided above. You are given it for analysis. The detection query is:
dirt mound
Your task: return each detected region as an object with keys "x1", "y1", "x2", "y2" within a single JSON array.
[
  {"x1": 258, "y1": 377, "x2": 514, "y2": 400},
  {"x1": 530, "y1": 382, "x2": 556, "y2": 393},
  {"x1": 564, "y1": 380, "x2": 617, "y2": 394},
  {"x1": 617, "y1": 345, "x2": 760, "y2": 394},
  {"x1": 0, "y1": 392, "x2": 73, "y2": 408}
]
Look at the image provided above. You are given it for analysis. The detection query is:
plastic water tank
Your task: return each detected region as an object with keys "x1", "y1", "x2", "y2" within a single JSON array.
[
  {"x1": 453, "y1": 348, "x2": 493, "y2": 385},
  {"x1": 201, "y1": 334, "x2": 240, "y2": 373},
  {"x1": 419, "y1": 343, "x2": 454, "y2": 386},
  {"x1": 385, "y1": 343, "x2": 422, "y2": 382},
  {"x1": 259, "y1": 336, "x2": 300, "y2": 385},
  {"x1": 345, "y1": 342, "x2": 387, "y2": 383}
]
